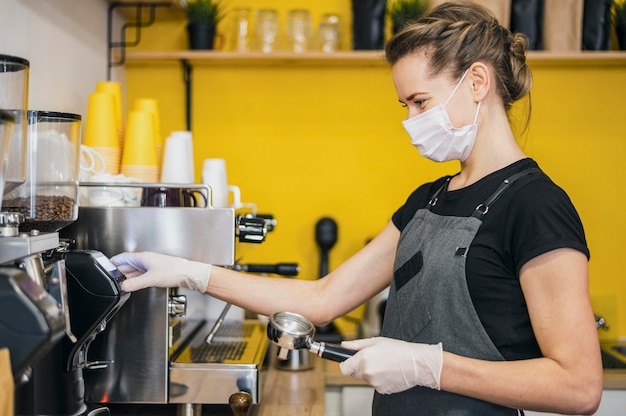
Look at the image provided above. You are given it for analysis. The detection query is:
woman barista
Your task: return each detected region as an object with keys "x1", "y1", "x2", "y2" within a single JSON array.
[{"x1": 111, "y1": 2, "x2": 603, "y2": 414}]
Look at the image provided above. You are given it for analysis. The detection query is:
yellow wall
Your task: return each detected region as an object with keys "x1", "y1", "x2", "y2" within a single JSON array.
[{"x1": 123, "y1": 1, "x2": 626, "y2": 338}]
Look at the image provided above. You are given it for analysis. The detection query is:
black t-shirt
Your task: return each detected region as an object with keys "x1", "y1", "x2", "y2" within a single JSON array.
[{"x1": 391, "y1": 158, "x2": 589, "y2": 360}]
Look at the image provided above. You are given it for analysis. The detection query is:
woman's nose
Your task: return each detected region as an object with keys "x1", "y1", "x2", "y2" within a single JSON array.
[{"x1": 406, "y1": 108, "x2": 419, "y2": 120}]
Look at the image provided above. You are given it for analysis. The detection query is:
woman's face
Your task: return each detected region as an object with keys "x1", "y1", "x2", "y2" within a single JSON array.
[{"x1": 392, "y1": 51, "x2": 476, "y2": 127}]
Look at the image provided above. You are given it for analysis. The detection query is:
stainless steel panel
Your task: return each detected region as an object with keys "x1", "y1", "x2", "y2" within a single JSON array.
[
  {"x1": 0, "y1": 232, "x2": 59, "y2": 264},
  {"x1": 61, "y1": 205, "x2": 235, "y2": 266},
  {"x1": 169, "y1": 364, "x2": 262, "y2": 404},
  {"x1": 83, "y1": 287, "x2": 170, "y2": 404}
]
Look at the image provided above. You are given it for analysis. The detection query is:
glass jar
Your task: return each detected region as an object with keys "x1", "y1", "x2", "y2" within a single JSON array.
[
  {"x1": 255, "y1": 9, "x2": 280, "y2": 53},
  {"x1": 0, "y1": 110, "x2": 15, "y2": 205},
  {"x1": 2, "y1": 111, "x2": 82, "y2": 233},
  {"x1": 0, "y1": 54, "x2": 29, "y2": 194},
  {"x1": 286, "y1": 9, "x2": 312, "y2": 53}
]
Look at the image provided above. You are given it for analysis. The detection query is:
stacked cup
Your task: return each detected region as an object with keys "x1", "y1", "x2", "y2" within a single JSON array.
[
  {"x1": 161, "y1": 131, "x2": 194, "y2": 183},
  {"x1": 120, "y1": 110, "x2": 159, "y2": 182},
  {"x1": 202, "y1": 158, "x2": 229, "y2": 208},
  {"x1": 83, "y1": 91, "x2": 121, "y2": 175},
  {"x1": 133, "y1": 98, "x2": 163, "y2": 173},
  {"x1": 95, "y1": 81, "x2": 124, "y2": 150}
]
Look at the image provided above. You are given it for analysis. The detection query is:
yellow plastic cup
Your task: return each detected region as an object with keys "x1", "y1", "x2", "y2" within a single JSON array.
[
  {"x1": 83, "y1": 92, "x2": 119, "y2": 148},
  {"x1": 121, "y1": 110, "x2": 158, "y2": 167},
  {"x1": 133, "y1": 98, "x2": 162, "y2": 163},
  {"x1": 96, "y1": 81, "x2": 124, "y2": 143}
]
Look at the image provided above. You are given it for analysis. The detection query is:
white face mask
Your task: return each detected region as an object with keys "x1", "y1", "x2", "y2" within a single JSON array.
[{"x1": 402, "y1": 70, "x2": 481, "y2": 162}]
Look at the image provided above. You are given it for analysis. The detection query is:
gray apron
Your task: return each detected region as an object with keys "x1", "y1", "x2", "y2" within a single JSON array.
[{"x1": 374, "y1": 169, "x2": 538, "y2": 416}]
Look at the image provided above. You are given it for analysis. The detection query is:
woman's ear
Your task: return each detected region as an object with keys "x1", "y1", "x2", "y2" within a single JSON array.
[{"x1": 468, "y1": 62, "x2": 490, "y2": 102}]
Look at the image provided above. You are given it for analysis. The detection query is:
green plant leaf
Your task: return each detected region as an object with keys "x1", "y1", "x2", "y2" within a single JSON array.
[
  {"x1": 181, "y1": 0, "x2": 226, "y2": 25},
  {"x1": 387, "y1": 0, "x2": 429, "y2": 33}
]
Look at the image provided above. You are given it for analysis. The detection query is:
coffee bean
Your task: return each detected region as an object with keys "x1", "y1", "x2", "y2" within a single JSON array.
[{"x1": 2, "y1": 195, "x2": 76, "y2": 232}]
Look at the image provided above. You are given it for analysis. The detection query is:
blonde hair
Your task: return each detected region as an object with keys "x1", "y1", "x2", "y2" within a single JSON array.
[{"x1": 384, "y1": 1, "x2": 532, "y2": 111}]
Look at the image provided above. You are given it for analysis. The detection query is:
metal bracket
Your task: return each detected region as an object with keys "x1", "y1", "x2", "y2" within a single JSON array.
[
  {"x1": 107, "y1": 2, "x2": 171, "y2": 80},
  {"x1": 181, "y1": 59, "x2": 192, "y2": 131},
  {"x1": 107, "y1": 2, "x2": 194, "y2": 132}
]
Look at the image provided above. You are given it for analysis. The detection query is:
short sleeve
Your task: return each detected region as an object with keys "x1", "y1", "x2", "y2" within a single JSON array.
[{"x1": 506, "y1": 177, "x2": 589, "y2": 275}]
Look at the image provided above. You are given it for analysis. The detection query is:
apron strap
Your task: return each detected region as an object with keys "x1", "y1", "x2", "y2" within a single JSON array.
[
  {"x1": 471, "y1": 168, "x2": 540, "y2": 219},
  {"x1": 428, "y1": 177, "x2": 452, "y2": 208}
]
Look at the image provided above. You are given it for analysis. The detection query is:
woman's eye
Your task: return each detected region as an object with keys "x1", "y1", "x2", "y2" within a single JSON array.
[{"x1": 413, "y1": 99, "x2": 425, "y2": 107}]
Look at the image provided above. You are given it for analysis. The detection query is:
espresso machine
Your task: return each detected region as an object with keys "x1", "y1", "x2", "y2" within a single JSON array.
[{"x1": 61, "y1": 185, "x2": 296, "y2": 415}]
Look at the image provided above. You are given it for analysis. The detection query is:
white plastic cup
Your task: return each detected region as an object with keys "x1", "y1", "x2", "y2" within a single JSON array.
[
  {"x1": 202, "y1": 158, "x2": 229, "y2": 208},
  {"x1": 161, "y1": 131, "x2": 194, "y2": 183}
]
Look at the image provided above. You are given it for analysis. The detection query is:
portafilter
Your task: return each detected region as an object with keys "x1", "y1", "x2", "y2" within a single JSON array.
[{"x1": 267, "y1": 311, "x2": 355, "y2": 362}]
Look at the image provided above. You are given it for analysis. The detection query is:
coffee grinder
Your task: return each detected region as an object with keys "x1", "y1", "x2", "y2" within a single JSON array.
[
  {"x1": 0, "y1": 55, "x2": 68, "y2": 385},
  {"x1": 4, "y1": 110, "x2": 131, "y2": 415},
  {"x1": 0, "y1": 56, "x2": 131, "y2": 414}
]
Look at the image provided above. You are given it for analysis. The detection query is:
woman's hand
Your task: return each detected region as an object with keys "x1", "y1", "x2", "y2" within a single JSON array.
[
  {"x1": 110, "y1": 251, "x2": 212, "y2": 293},
  {"x1": 339, "y1": 337, "x2": 443, "y2": 394}
]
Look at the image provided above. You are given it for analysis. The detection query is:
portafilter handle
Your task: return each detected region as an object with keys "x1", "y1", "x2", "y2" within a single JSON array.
[{"x1": 308, "y1": 340, "x2": 356, "y2": 362}]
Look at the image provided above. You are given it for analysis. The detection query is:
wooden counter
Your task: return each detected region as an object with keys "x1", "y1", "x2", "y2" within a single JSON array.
[
  {"x1": 252, "y1": 353, "x2": 367, "y2": 415},
  {"x1": 255, "y1": 354, "x2": 326, "y2": 416},
  {"x1": 250, "y1": 355, "x2": 626, "y2": 416},
  {"x1": 602, "y1": 371, "x2": 626, "y2": 390}
]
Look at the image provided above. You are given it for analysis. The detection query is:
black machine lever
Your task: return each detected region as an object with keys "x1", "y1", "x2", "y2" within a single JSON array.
[{"x1": 234, "y1": 263, "x2": 300, "y2": 277}]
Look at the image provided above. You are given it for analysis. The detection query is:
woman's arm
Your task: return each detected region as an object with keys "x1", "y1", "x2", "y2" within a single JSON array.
[
  {"x1": 206, "y1": 221, "x2": 399, "y2": 325},
  {"x1": 440, "y1": 248, "x2": 602, "y2": 414}
]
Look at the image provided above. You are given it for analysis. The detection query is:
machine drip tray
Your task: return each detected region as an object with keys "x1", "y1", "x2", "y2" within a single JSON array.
[
  {"x1": 169, "y1": 320, "x2": 269, "y2": 404},
  {"x1": 176, "y1": 321, "x2": 257, "y2": 364},
  {"x1": 190, "y1": 339, "x2": 247, "y2": 363}
]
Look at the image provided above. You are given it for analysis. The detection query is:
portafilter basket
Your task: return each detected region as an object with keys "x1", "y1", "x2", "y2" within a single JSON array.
[{"x1": 267, "y1": 311, "x2": 355, "y2": 363}]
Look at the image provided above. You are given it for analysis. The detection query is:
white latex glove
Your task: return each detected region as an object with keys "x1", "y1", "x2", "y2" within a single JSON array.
[
  {"x1": 339, "y1": 337, "x2": 443, "y2": 394},
  {"x1": 110, "y1": 251, "x2": 212, "y2": 293}
]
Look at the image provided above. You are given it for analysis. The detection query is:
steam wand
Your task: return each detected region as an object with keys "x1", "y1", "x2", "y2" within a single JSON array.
[
  {"x1": 206, "y1": 261, "x2": 301, "y2": 344},
  {"x1": 205, "y1": 303, "x2": 231, "y2": 344}
]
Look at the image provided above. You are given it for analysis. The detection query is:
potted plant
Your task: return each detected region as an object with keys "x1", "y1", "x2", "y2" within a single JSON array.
[
  {"x1": 181, "y1": 0, "x2": 226, "y2": 50},
  {"x1": 388, "y1": 0, "x2": 429, "y2": 35},
  {"x1": 613, "y1": 0, "x2": 626, "y2": 50}
]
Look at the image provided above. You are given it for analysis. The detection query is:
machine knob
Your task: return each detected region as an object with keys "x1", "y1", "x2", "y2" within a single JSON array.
[
  {"x1": 0, "y1": 212, "x2": 23, "y2": 237},
  {"x1": 229, "y1": 391, "x2": 252, "y2": 416},
  {"x1": 237, "y1": 216, "x2": 267, "y2": 243},
  {"x1": 255, "y1": 213, "x2": 277, "y2": 232},
  {"x1": 168, "y1": 295, "x2": 187, "y2": 317}
]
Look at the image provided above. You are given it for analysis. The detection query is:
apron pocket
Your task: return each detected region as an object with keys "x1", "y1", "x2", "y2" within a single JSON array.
[
  {"x1": 395, "y1": 275, "x2": 432, "y2": 341},
  {"x1": 394, "y1": 250, "x2": 423, "y2": 291}
]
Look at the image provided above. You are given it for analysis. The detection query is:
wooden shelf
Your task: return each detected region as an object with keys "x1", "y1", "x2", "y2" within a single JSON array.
[
  {"x1": 124, "y1": 50, "x2": 626, "y2": 68},
  {"x1": 107, "y1": 1, "x2": 626, "y2": 69},
  {"x1": 125, "y1": 50, "x2": 387, "y2": 68}
]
